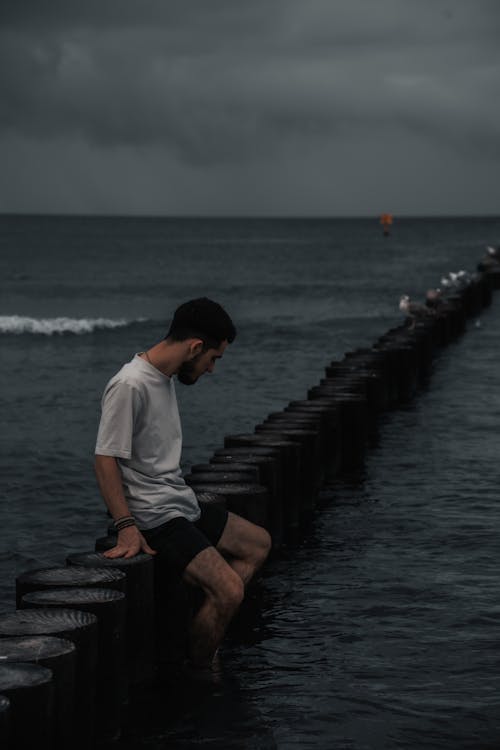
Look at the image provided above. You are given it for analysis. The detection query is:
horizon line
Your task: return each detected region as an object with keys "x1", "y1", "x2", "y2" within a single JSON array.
[{"x1": 1, "y1": 211, "x2": 500, "y2": 221}]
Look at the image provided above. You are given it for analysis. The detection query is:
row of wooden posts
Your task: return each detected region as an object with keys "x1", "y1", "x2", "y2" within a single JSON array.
[{"x1": 1, "y1": 258, "x2": 499, "y2": 749}]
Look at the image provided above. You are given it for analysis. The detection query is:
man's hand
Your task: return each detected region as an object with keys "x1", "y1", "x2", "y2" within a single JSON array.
[{"x1": 103, "y1": 525, "x2": 157, "y2": 559}]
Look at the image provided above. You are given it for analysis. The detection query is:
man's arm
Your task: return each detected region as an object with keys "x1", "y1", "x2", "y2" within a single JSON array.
[{"x1": 94, "y1": 454, "x2": 156, "y2": 559}]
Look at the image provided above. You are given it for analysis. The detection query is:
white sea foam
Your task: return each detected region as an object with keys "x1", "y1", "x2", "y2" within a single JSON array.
[{"x1": 0, "y1": 315, "x2": 140, "y2": 335}]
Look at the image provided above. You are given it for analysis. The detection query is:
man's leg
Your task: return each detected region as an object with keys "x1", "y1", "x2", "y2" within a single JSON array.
[
  {"x1": 216, "y1": 512, "x2": 272, "y2": 587},
  {"x1": 183, "y1": 545, "x2": 244, "y2": 666},
  {"x1": 182, "y1": 512, "x2": 271, "y2": 666}
]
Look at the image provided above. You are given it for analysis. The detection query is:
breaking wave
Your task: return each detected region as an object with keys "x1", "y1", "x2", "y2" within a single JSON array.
[{"x1": 0, "y1": 315, "x2": 146, "y2": 335}]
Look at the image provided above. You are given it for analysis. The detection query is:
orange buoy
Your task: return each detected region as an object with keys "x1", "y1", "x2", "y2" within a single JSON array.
[{"x1": 380, "y1": 213, "x2": 393, "y2": 236}]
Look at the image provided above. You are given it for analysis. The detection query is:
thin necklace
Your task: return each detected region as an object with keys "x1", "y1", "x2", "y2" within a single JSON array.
[{"x1": 144, "y1": 350, "x2": 153, "y2": 366}]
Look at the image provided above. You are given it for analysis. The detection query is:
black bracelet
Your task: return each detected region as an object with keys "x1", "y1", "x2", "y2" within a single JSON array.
[
  {"x1": 115, "y1": 518, "x2": 136, "y2": 531},
  {"x1": 113, "y1": 515, "x2": 134, "y2": 529}
]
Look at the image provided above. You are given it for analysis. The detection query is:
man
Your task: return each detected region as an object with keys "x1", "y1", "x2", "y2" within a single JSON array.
[{"x1": 94, "y1": 297, "x2": 271, "y2": 668}]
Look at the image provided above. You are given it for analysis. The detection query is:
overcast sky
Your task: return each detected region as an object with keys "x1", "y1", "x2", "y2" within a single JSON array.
[{"x1": 1, "y1": 0, "x2": 499, "y2": 216}]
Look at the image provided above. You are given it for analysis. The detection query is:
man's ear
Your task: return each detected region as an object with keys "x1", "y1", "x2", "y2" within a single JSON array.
[{"x1": 187, "y1": 338, "x2": 204, "y2": 359}]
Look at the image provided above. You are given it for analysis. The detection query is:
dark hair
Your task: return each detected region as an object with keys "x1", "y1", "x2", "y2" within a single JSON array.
[{"x1": 166, "y1": 297, "x2": 236, "y2": 348}]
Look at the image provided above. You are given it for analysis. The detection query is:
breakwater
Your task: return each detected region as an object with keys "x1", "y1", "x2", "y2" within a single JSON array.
[{"x1": 1, "y1": 255, "x2": 499, "y2": 749}]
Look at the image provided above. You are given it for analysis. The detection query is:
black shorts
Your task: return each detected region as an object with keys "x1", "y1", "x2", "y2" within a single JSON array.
[{"x1": 142, "y1": 496, "x2": 228, "y2": 577}]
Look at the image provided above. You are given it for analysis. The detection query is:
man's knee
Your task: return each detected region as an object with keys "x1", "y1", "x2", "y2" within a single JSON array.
[
  {"x1": 254, "y1": 526, "x2": 272, "y2": 566},
  {"x1": 217, "y1": 513, "x2": 272, "y2": 571},
  {"x1": 214, "y1": 569, "x2": 245, "y2": 613},
  {"x1": 262, "y1": 527, "x2": 272, "y2": 553},
  {"x1": 259, "y1": 529, "x2": 273, "y2": 562}
]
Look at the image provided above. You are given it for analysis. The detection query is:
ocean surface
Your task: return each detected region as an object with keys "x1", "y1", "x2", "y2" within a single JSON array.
[{"x1": 1, "y1": 215, "x2": 500, "y2": 749}]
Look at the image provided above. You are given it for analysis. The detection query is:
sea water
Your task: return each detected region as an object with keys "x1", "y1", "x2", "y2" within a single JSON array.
[{"x1": 1, "y1": 215, "x2": 500, "y2": 748}]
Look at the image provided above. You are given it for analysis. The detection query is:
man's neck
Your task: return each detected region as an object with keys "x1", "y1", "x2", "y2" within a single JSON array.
[{"x1": 141, "y1": 339, "x2": 188, "y2": 377}]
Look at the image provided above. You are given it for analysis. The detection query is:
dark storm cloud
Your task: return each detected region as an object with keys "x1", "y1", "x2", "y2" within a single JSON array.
[
  {"x1": 0, "y1": 1, "x2": 287, "y2": 162},
  {"x1": 1, "y1": 0, "x2": 499, "y2": 163},
  {"x1": 0, "y1": 1, "x2": 499, "y2": 214}
]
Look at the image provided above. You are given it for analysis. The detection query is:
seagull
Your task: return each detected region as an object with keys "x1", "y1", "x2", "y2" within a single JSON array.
[
  {"x1": 440, "y1": 270, "x2": 471, "y2": 291},
  {"x1": 425, "y1": 288, "x2": 443, "y2": 308},
  {"x1": 399, "y1": 294, "x2": 434, "y2": 328},
  {"x1": 486, "y1": 245, "x2": 499, "y2": 259},
  {"x1": 440, "y1": 276, "x2": 453, "y2": 289}
]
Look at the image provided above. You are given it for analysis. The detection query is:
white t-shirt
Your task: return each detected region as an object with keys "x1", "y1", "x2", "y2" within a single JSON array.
[{"x1": 95, "y1": 354, "x2": 200, "y2": 529}]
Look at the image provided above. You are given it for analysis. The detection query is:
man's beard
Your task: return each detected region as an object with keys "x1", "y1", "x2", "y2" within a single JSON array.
[{"x1": 177, "y1": 359, "x2": 199, "y2": 385}]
